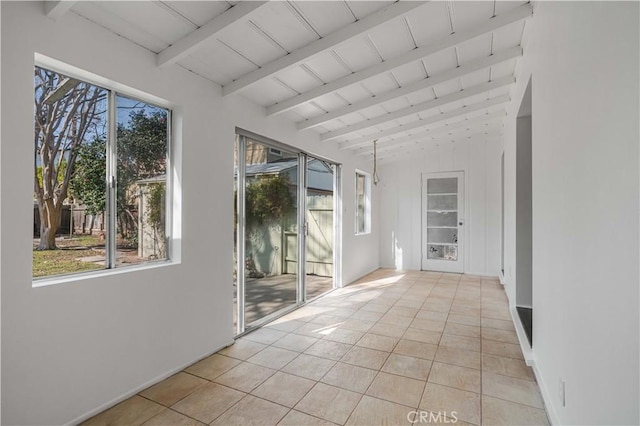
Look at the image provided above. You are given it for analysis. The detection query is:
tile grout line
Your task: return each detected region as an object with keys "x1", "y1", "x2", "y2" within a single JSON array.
[{"x1": 96, "y1": 272, "x2": 540, "y2": 426}]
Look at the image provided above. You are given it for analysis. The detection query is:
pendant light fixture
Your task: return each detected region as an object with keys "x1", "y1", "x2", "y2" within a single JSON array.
[{"x1": 373, "y1": 139, "x2": 380, "y2": 185}]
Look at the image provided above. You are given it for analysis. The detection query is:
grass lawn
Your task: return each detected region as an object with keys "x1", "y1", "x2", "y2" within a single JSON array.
[{"x1": 33, "y1": 235, "x2": 105, "y2": 278}]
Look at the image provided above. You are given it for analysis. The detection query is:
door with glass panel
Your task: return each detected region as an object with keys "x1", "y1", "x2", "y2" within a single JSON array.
[{"x1": 421, "y1": 172, "x2": 464, "y2": 273}]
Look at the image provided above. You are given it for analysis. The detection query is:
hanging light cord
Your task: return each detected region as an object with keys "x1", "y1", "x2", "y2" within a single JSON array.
[{"x1": 373, "y1": 139, "x2": 380, "y2": 185}]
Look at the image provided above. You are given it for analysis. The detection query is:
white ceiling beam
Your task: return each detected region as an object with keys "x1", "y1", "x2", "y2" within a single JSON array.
[
  {"x1": 267, "y1": 3, "x2": 532, "y2": 116},
  {"x1": 372, "y1": 126, "x2": 504, "y2": 158},
  {"x1": 343, "y1": 101, "x2": 507, "y2": 151},
  {"x1": 321, "y1": 75, "x2": 514, "y2": 142},
  {"x1": 222, "y1": 1, "x2": 426, "y2": 96},
  {"x1": 353, "y1": 110, "x2": 507, "y2": 155},
  {"x1": 339, "y1": 94, "x2": 510, "y2": 150},
  {"x1": 377, "y1": 129, "x2": 504, "y2": 161},
  {"x1": 157, "y1": 1, "x2": 269, "y2": 68},
  {"x1": 355, "y1": 118, "x2": 505, "y2": 156},
  {"x1": 297, "y1": 46, "x2": 521, "y2": 131},
  {"x1": 44, "y1": 1, "x2": 76, "y2": 20},
  {"x1": 376, "y1": 129, "x2": 503, "y2": 163}
]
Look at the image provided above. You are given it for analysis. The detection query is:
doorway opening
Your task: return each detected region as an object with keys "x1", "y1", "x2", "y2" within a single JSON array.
[{"x1": 516, "y1": 78, "x2": 533, "y2": 346}]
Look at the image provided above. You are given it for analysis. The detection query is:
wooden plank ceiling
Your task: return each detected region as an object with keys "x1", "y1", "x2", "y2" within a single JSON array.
[{"x1": 63, "y1": 0, "x2": 532, "y2": 164}]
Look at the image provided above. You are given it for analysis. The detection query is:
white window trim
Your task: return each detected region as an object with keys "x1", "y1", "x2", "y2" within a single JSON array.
[
  {"x1": 355, "y1": 170, "x2": 371, "y2": 235},
  {"x1": 32, "y1": 260, "x2": 176, "y2": 288},
  {"x1": 33, "y1": 56, "x2": 177, "y2": 285}
]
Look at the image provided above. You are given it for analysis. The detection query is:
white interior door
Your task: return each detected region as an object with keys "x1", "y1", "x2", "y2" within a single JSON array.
[{"x1": 421, "y1": 172, "x2": 464, "y2": 273}]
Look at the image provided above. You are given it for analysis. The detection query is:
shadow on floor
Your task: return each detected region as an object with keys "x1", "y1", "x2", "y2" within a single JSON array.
[{"x1": 234, "y1": 274, "x2": 333, "y2": 329}]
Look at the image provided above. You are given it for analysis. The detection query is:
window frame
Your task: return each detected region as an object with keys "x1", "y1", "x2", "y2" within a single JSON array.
[
  {"x1": 355, "y1": 170, "x2": 371, "y2": 235},
  {"x1": 32, "y1": 59, "x2": 174, "y2": 284}
]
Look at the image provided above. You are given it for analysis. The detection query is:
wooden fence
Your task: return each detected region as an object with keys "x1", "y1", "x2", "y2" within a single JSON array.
[
  {"x1": 285, "y1": 194, "x2": 334, "y2": 277},
  {"x1": 33, "y1": 204, "x2": 106, "y2": 237},
  {"x1": 243, "y1": 194, "x2": 334, "y2": 279}
]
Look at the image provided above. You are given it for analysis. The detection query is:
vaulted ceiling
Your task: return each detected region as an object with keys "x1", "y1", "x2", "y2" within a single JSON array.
[{"x1": 55, "y1": 0, "x2": 532, "y2": 164}]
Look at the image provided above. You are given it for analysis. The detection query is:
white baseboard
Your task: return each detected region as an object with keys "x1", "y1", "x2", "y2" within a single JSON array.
[
  {"x1": 465, "y1": 271, "x2": 500, "y2": 278},
  {"x1": 377, "y1": 266, "x2": 499, "y2": 279},
  {"x1": 344, "y1": 266, "x2": 382, "y2": 286},
  {"x1": 498, "y1": 269, "x2": 506, "y2": 285},
  {"x1": 66, "y1": 340, "x2": 235, "y2": 426},
  {"x1": 532, "y1": 362, "x2": 560, "y2": 426},
  {"x1": 507, "y1": 308, "x2": 558, "y2": 425}
]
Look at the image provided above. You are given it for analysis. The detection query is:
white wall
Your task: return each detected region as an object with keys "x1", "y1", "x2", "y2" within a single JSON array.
[
  {"x1": 0, "y1": 3, "x2": 378, "y2": 424},
  {"x1": 502, "y1": 2, "x2": 639, "y2": 424},
  {"x1": 378, "y1": 137, "x2": 502, "y2": 276}
]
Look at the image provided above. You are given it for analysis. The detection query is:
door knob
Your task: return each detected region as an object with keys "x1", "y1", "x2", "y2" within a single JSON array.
[{"x1": 458, "y1": 221, "x2": 464, "y2": 226}]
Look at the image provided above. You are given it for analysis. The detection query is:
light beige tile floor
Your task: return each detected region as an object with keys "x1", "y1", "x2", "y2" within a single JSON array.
[{"x1": 83, "y1": 270, "x2": 549, "y2": 426}]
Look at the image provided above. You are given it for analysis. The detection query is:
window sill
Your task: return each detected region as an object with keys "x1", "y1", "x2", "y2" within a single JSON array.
[
  {"x1": 355, "y1": 232, "x2": 371, "y2": 236},
  {"x1": 32, "y1": 259, "x2": 179, "y2": 288}
]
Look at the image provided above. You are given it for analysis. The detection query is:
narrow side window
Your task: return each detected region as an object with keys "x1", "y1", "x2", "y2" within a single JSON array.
[{"x1": 355, "y1": 171, "x2": 371, "y2": 235}]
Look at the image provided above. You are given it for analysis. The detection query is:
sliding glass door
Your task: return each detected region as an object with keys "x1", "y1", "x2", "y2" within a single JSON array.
[
  {"x1": 234, "y1": 132, "x2": 340, "y2": 335},
  {"x1": 305, "y1": 157, "x2": 335, "y2": 300}
]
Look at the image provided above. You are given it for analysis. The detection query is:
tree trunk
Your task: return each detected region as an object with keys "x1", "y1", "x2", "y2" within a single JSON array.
[{"x1": 37, "y1": 200, "x2": 62, "y2": 250}]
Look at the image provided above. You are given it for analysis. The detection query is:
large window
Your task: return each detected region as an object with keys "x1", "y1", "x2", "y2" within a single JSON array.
[
  {"x1": 355, "y1": 171, "x2": 371, "y2": 235},
  {"x1": 33, "y1": 66, "x2": 171, "y2": 280}
]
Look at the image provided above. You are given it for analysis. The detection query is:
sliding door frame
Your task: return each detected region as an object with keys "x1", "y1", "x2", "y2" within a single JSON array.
[
  {"x1": 333, "y1": 164, "x2": 343, "y2": 289},
  {"x1": 297, "y1": 155, "x2": 307, "y2": 305},
  {"x1": 235, "y1": 129, "x2": 341, "y2": 335}
]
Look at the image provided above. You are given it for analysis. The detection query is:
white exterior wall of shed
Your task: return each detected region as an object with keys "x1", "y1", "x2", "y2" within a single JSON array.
[{"x1": 0, "y1": 3, "x2": 379, "y2": 424}]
